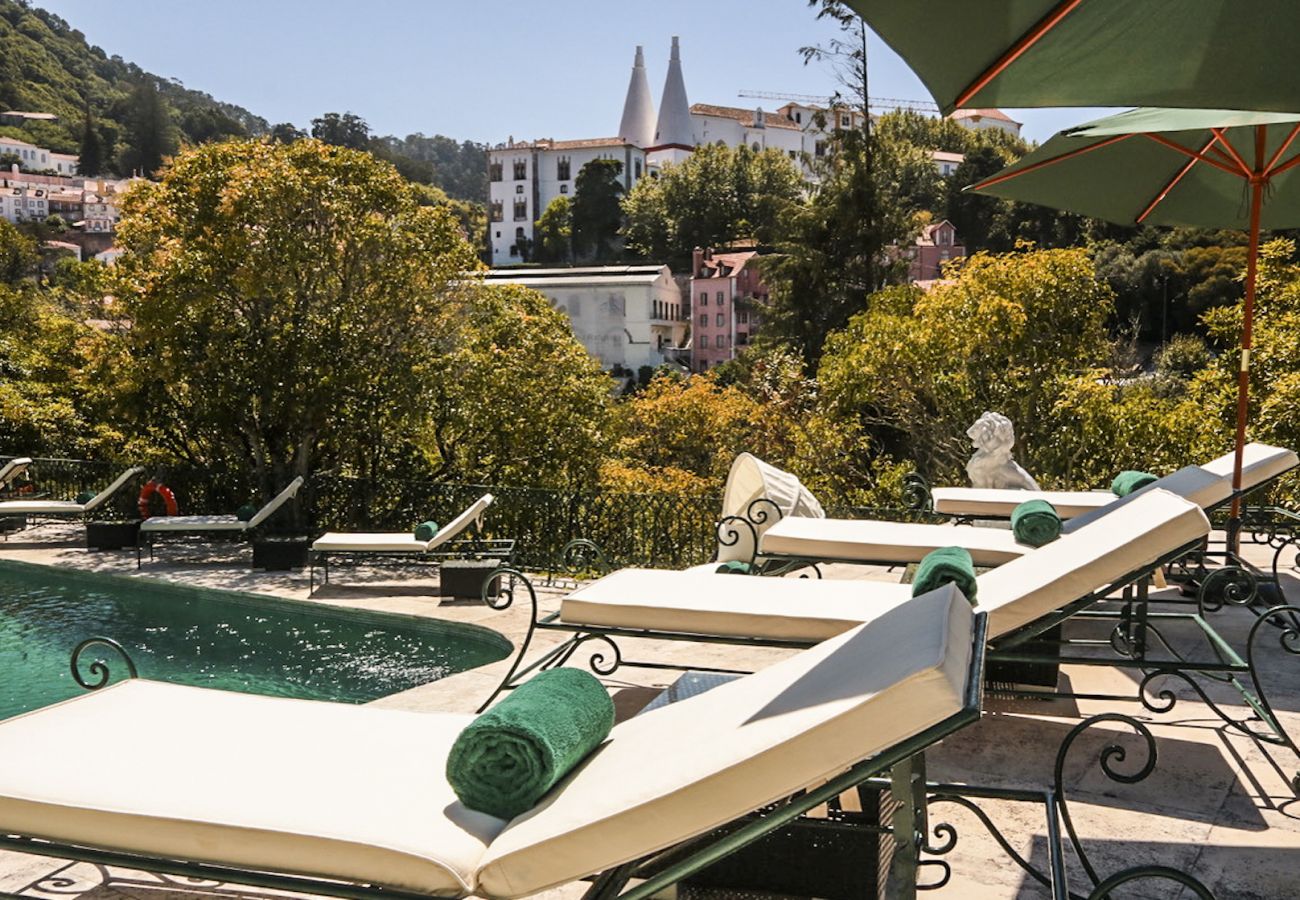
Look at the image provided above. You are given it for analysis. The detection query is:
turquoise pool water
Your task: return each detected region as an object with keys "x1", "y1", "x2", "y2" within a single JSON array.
[{"x1": 0, "y1": 560, "x2": 512, "y2": 719}]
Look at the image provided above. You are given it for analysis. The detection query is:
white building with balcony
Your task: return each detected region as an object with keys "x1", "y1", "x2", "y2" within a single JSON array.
[
  {"x1": 0, "y1": 184, "x2": 47, "y2": 224},
  {"x1": 484, "y1": 265, "x2": 686, "y2": 371}
]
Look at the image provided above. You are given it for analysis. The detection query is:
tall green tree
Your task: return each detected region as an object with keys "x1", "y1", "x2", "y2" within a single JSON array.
[
  {"x1": 571, "y1": 158, "x2": 625, "y2": 262},
  {"x1": 622, "y1": 144, "x2": 802, "y2": 262},
  {"x1": 77, "y1": 102, "x2": 104, "y2": 176},
  {"x1": 120, "y1": 77, "x2": 177, "y2": 177},
  {"x1": 310, "y1": 111, "x2": 372, "y2": 150},
  {"x1": 534, "y1": 196, "x2": 573, "y2": 264},
  {"x1": 105, "y1": 139, "x2": 609, "y2": 491},
  {"x1": 758, "y1": 129, "x2": 917, "y2": 367},
  {"x1": 269, "y1": 122, "x2": 306, "y2": 144}
]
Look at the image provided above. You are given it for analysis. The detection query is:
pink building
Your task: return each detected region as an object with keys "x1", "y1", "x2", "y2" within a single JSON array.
[
  {"x1": 908, "y1": 220, "x2": 965, "y2": 283},
  {"x1": 688, "y1": 247, "x2": 766, "y2": 372}
]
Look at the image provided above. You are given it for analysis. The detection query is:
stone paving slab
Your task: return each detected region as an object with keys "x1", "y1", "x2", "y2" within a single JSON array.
[{"x1": 0, "y1": 522, "x2": 1299, "y2": 898}]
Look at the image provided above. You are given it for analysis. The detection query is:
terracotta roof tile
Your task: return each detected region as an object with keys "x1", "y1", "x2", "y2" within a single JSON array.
[{"x1": 690, "y1": 104, "x2": 802, "y2": 131}]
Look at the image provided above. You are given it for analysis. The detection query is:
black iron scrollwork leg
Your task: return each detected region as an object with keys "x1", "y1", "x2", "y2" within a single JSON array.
[
  {"x1": 715, "y1": 515, "x2": 759, "y2": 567},
  {"x1": 70, "y1": 637, "x2": 137, "y2": 690},
  {"x1": 1197, "y1": 565, "x2": 1258, "y2": 616},
  {"x1": 542, "y1": 633, "x2": 624, "y2": 677},
  {"x1": 919, "y1": 714, "x2": 1218, "y2": 898},
  {"x1": 560, "y1": 539, "x2": 616, "y2": 577},
  {"x1": 903, "y1": 472, "x2": 932, "y2": 512},
  {"x1": 476, "y1": 567, "x2": 540, "y2": 713}
]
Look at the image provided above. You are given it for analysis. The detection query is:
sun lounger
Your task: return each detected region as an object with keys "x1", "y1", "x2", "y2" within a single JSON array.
[
  {"x1": 138, "y1": 476, "x2": 304, "y2": 565},
  {"x1": 928, "y1": 442, "x2": 1298, "y2": 520},
  {"x1": 553, "y1": 489, "x2": 1208, "y2": 652},
  {"x1": 0, "y1": 457, "x2": 32, "y2": 491},
  {"x1": 537, "y1": 489, "x2": 1300, "y2": 776},
  {"x1": 757, "y1": 463, "x2": 1232, "y2": 568},
  {"x1": 310, "y1": 494, "x2": 514, "y2": 591},
  {"x1": 0, "y1": 587, "x2": 985, "y2": 899},
  {"x1": 0, "y1": 466, "x2": 143, "y2": 522}
]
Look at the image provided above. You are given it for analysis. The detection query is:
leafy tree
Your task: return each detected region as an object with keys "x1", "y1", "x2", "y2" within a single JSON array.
[
  {"x1": 310, "y1": 111, "x2": 371, "y2": 150},
  {"x1": 374, "y1": 133, "x2": 489, "y2": 202},
  {"x1": 621, "y1": 144, "x2": 802, "y2": 263},
  {"x1": 571, "y1": 158, "x2": 625, "y2": 262},
  {"x1": 817, "y1": 246, "x2": 1124, "y2": 483},
  {"x1": 758, "y1": 128, "x2": 918, "y2": 367},
  {"x1": 269, "y1": 122, "x2": 306, "y2": 144},
  {"x1": 119, "y1": 77, "x2": 177, "y2": 177},
  {"x1": 533, "y1": 196, "x2": 572, "y2": 264},
  {"x1": 0, "y1": 218, "x2": 37, "y2": 284},
  {"x1": 410, "y1": 183, "x2": 488, "y2": 260},
  {"x1": 104, "y1": 139, "x2": 608, "y2": 493},
  {"x1": 77, "y1": 101, "x2": 104, "y2": 176}
]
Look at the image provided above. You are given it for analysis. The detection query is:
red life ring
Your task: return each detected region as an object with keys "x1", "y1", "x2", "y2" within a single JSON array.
[{"x1": 137, "y1": 480, "x2": 179, "y2": 519}]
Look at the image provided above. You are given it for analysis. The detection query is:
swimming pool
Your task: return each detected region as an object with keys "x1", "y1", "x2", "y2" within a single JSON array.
[{"x1": 0, "y1": 560, "x2": 512, "y2": 719}]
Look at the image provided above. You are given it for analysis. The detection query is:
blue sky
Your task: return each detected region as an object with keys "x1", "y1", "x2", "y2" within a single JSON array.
[{"x1": 34, "y1": 1, "x2": 1107, "y2": 145}]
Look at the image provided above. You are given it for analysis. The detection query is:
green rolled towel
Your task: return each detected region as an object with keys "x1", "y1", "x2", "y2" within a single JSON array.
[
  {"x1": 414, "y1": 520, "x2": 440, "y2": 541},
  {"x1": 447, "y1": 667, "x2": 614, "y2": 819},
  {"x1": 912, "y1": 546, "x2": 978, "y2": 605},
  {"x1": 1011, "y1": 499, "x2": 1061, "y2": 547},
  {"x1": 716, "y1": 560, "x2": 752, "y2": 575},
  {"x1": 1111, "y1": 470, "x2": 1157, "y2": 497},
  {"x1": 74, "y1": 491, "x2": 95, "y2": 505},
  {"x1": 235, "y1": 503, "x2": 257, "y2": 522}
]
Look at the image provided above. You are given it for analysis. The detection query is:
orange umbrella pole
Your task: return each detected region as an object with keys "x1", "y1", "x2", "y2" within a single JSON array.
[{"x1": 1228, "y1": 173, "x2": 1265, "y2": 554}]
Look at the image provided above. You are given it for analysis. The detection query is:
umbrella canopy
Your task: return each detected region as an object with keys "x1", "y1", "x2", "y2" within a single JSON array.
[
  {"x1": 969, "y1": 108, "x2": 1300, "y2": 543},
  {"x1": 846, "y1": 1, "x2": 1300, "y2": 116}
]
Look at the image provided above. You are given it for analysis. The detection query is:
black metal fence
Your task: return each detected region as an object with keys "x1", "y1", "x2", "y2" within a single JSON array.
[{"x1": 0, "y1": 456, "x2": 932, "y2": 569}]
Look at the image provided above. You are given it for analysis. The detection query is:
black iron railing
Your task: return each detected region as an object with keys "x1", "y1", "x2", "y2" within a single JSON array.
[{"x1": 0, "y1": 455, "x2": 934, "y2": 568}]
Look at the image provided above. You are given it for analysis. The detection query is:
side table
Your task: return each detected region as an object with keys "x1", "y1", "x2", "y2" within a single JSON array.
[
  {"x1": 252, "y1": 536, "x2": 311, "y2": 571},
  {"x1": 86, "y1": 519, "x2": 142, "y2": 551}
]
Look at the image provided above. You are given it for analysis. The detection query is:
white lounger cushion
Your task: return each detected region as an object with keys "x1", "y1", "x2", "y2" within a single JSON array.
[
  {"x1": 560, "y1": 490, "x2": 1208, "y2": 645},
  {"x1": 979, "y1": 489, "x2": 1209, "y2": 637},
  {"x1": 761, "y1": 516, "x2": 1028, "y2": 566},
  {"x1": 141, "y1": 514, "x2": 247, "y2": 532},
  {"x1": 0, "y1": 681, "x2": 504, "y2": 896},
  {"x1": 562, "y1": 567, "x2": 913, "y2": 641},
  {"x1": 0, "y1": 466, "x2": 143, "y2": 517},
  {"x1": 931, "y1": 487, "x2": 1115, "y2": 519},
  {"x1": 1201, "y1": 442, "x2": 1299, "y2": 487},
  {"x1": 930, "y1": 442, "x2": 1297, "y2": 519},
  {"x1": 477, "y1": 586, "x2": 972, "y2": 896},
  {"x1": 311, "y1": 494, "x2": 495, "y2": 554},
  {"x1": 0, "y1": 457, "x2": 32, "y2": 487},
  {"x1": 313, "y1": 531, "x2": 430, "y2": 553},
  {"x1": 0, "y1": 588, "x2": 974, "y2": 900}
]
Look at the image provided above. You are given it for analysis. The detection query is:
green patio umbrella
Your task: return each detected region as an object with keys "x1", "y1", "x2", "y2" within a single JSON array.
[
  {"x1": 969, "y1": 107, "x2": 1300, "y2": 545},
  {"x1": 845, "y1": 1, "x2": 1300, "y2": 115}
]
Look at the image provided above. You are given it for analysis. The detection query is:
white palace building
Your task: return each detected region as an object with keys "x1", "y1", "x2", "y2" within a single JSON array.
[{"x1": 487, "y1": 37, "x2": 881, "y2": 266}]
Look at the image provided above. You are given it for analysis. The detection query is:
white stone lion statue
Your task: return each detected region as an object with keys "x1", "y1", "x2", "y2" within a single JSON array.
[{"x1": 965, "y1": 411, "x2": 1040, "y2": 490}]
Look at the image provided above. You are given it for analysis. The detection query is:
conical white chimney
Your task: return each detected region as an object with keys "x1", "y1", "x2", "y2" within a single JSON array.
[
  {"x1": 618, "y1": 46, "x2": 656, "y2": 148},
  {"x1": 653, "y1": 36, "x2": 693, "y2": 150}
]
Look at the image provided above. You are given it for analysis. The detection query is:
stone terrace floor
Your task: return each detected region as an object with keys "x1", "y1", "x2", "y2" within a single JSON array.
[{"x1": 0, "y1": 523, "x2": 1299, "y2": 899}]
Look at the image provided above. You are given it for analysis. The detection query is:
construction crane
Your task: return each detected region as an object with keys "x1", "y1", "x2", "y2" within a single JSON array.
[{"x1": 738, "y1": 90, "x2": 940, "y2": 115}]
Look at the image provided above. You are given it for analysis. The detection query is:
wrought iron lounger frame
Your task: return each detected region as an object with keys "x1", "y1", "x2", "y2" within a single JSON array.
[
  {"x1": 9, "y1": 624, "x2": 1217, "y2": 900},
  {"x1": 488, "y1": 533, "x2": 1300, "y2": 792},
  {"x1": 136, "y1": 481, "x2": 304, "y2": 568},
  {"x1": 309, "y1": 534, "x2": 517, "y2": 593}
]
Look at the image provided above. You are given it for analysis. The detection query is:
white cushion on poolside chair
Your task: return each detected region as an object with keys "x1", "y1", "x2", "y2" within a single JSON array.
[
  {"x1": 978, "y1": 489, "x2": 1209, "y2": 638},
  {"x1": 0, "y1": 682, "x2": 504, "y2": 896},
  {"x1": 477, "y1": 586, "x2": 973, "y2": 897},
  {"x1": 0, "y1": 466, "x2": 143, "y2": 517},
  {"x1": 931, "y1": 487, "x2": 1115, "y2": 519},
  {"x1": 561, "y1": 567, "x2": 913, "y2": 641},
  {"x1": 140, "y1": 514, "x2": 247, "y2": 532},
  {"x1": 312, "y1": 531, "x2": 430, "y2": 553},
  {"x1": 1201, "y1": 442, "x2": 1299, "y2": 488},
  {"x1": 310, "y1": 494, "x2": 495, "y2": 554},
  {"x1": 0, "y1": 457, "x2": 32, "y2": 487},
  {"x1": 760, "y1": 516, "x2": 1028, "y2": 566}
]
